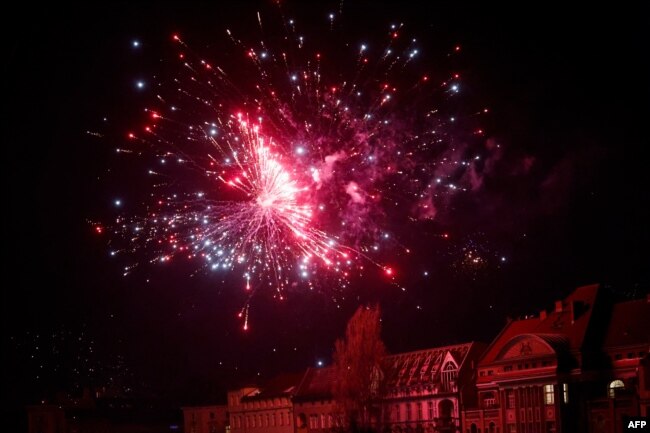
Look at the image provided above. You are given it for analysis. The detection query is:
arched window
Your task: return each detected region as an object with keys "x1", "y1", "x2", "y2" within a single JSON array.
[
  {"x1": 470, "y1": 423, "x2": 478, "y2": 433},
  {"x1": 609, "y1": 380, "x2": 624, "y2": 398},
  {"x1": 441, "y1": 362, "x2": 457, "y2": 392}
]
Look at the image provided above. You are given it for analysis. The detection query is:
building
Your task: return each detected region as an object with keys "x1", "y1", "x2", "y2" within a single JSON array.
[
  {"x1": 293, "y1": 367, "x2": 340, "y2": 433},
  {"x1": 224, "y1": 342, "x2": 485, "y2": 433},
  {"x1": 228, "y1": 373, "x2": 304, "y2": 433},
  {"x1": 182, "y1": 405, "x2": 229, "y2": 433},
  {"x1": 382, "y1": 342, "x2": 486, "y2": 433},
  {"x1": 461, "y1": 284, "x2": 649, "y2": 433}
]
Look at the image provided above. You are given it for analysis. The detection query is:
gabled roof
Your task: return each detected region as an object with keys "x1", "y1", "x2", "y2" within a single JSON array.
[
  {"x1": 383, "y1": 342, "x2": 475, "y2": 388},
  {"x1": 241, "y1": 372, "x2": 304, "y2": 402},
  {"x1": 479, "y1": 284, "x2": 601, "y2": 367},
  {"x1": 293, "y1": 342, "x2": 483, "y2": 400}
]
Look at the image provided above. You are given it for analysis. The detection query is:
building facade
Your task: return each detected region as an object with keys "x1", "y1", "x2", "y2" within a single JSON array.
[
  {"x1": 228, "y1": 374, "x2": 303, "y2": 433},
  {"x1": 461, "y1": 284, "x2": 649, "y2": 433},
  {"x1": 183, "y1": 405, "x2": 229, "y2": 433},
  {"x1": 293, "y1": 367, "x2": 340, "y2": 433},
  {"x1": 185, "y1": 284, "x2": 648, "y2": 433},
  {"x1": 382, "y1": 343, "x2": 486, "y2": 433},
  {"x1": 228, "y1": 342, "x2": 485, "y2": 433}
]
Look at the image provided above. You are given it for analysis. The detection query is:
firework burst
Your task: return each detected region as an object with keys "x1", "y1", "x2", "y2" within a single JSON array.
[{"x1": 101, "y1": 6, "x2": 490, "y2": 327}]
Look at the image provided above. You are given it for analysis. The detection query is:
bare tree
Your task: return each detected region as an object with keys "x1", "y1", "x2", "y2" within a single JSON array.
[{"x1": 333, "y1": 305, "x2": 387, "y2": 433}]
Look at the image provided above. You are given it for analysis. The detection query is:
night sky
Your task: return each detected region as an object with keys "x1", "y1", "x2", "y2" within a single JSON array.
[{"x1": 4, "y1": 0, "x2": 649, "y2": 426}]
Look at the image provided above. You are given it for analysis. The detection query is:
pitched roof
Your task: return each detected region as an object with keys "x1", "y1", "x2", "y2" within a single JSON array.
[
  {"x1": 383, "y1": 343, "x2": 475, "y2": 388},
  {"x1": 478, "y1": 284, "x2": 601, "y2": 367},
  {"x1": 293, "y1": 342, "x2": 482, "y2": 399},
  {"x1": 241, "y1": 372, "x2": 304, "y2": 401},
  {"x1": 294, "y1": 367, "x2": 336, "y2": 401}
]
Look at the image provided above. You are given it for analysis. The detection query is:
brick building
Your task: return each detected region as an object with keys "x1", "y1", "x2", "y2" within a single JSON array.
[
  {"x1": 382, "y1": 343, "x2": 486, "y2": 433},
  {"x1": 228, "y1": 373, "x2": 303, "y2": 433},
  {"x1": 461, "y1": 284, "x2": 649, "y2": 433}
]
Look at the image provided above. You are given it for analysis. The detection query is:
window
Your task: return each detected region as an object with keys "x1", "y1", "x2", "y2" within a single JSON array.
[
  {"x1": 321, "y1": 414, "x2": 326, "y2": 428},
  {"x1": 562, "y1": 384, "x2": 568, "y2": 404},
  {"x1": 615, "y1": 354, "x2": 623, "y2": 360},
  {"x1": 280, "y1": 413, "x2": 284, "y2": 426},
  {"x1": 427, "y1": 401, "x2": 434, "y2": 419},
  {"x1": 266, "y1": 414, "x2": 269, "y2": 427},
  {"x1": 272, "y1": 413, "x2": 276, "y2": 426},
  {"x1": 609, "y1": 380, "x2": 624, "y2": 398},
  {"x1": 309, "y1": 415, "x2": 318, "y2": 429},
  {"x1": 442, "y1": 362, "x2": 458, "y2": 391},
  {"x1": 328, "y1": 414, "x2": 333, "y2": 428},
  {"x1": 417, "y1": 402, "x2": 422, "y2": 420},
  {"x1": 394, "y1": 405, "x2": 400, "y2": 421},
  {"x1": 507, "y1": 391, "x2": 516, "y2": 409},
  {"x1": 484, "y1": 397, "x2": 496, "y2": 408},
  {"x1": 544, "y1": 385, "x2": 554, "y2": 405},
  {"x1": 406, "y1": 403, "x2": 412, "y2": 421}
]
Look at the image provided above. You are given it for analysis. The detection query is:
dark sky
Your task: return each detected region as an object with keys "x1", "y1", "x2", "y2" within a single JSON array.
[{"x1": 4, "y1": 0, "x2": 649, "y2": 422}]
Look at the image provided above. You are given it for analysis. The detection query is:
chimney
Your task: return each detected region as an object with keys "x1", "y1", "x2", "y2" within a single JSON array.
[
  {"x1": 540, "y1": 310, "x2": 547, "y2": 321},
  {"x1": 555, "y1": 300, "x2": 563, "y2": 313}
]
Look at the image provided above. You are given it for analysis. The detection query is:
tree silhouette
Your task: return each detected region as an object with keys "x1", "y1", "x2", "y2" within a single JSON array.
[{"x1": 333, "y1": 305, "x2": 387, "y2": 433}]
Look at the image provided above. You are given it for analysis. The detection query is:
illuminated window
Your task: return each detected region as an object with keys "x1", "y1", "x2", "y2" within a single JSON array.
[
  {"x1": 544, "y1": 385, "x2": 554, "y2": 405},
  {"x1": 609, "y1": 380, "x2": 624, "y2": 398},
  {"x1": 562, "y1": 383, "x2": 569, "y2": 404}
]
